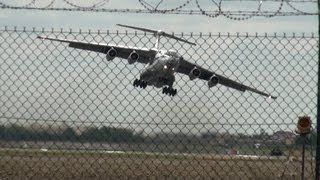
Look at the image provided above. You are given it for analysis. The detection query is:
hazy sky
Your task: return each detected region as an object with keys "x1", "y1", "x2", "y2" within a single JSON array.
[
  {"x1": 0, "y1": 0, "x2": 318, "y2": 135},
  {"x1": 0, "y1": 0, "x2": 317, "y2": 33}
]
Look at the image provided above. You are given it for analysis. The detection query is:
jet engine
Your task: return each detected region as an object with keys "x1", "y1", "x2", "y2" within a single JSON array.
[
  {"x1": 208, "y1": 75, "x2": 219, "y2": 87},
  {"x1": 189, "y1": 67, "x2": 201, "y2": 80},
  {"x1": 128, "y1": 51, "x2": 139, "y2": 64},
  {"x1": 106, "y1": 48, "x2": 117, "y2": 61}
]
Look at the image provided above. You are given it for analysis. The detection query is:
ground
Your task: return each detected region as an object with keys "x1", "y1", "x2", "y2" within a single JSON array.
[{"x1": 0, "y1": 149, "x2": 315, "y2": 179}]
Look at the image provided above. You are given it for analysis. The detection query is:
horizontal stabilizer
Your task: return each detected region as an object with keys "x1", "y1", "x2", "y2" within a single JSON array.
[{"x1": 117, "y1": 24, "x2": 196, "y2": 46}]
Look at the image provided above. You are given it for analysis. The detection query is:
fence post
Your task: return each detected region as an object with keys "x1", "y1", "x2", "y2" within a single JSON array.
[
  {"x1": 316, "y1": 62, "x2": 320, "y2": 180},
  {"x1": 316, "y1": 52, "x2": 320, "y2": 179},
  {"x1": 316, "y1": 1, "x2": 320, "y2": 179},
  {"x1": 302, "y1": 135, "x2": 306, "y2": 180}
]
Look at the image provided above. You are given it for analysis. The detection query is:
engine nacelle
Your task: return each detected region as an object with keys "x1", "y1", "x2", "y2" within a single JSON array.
[
  {"x1": 128, "y1": 51, "x2": 139, "y2": 64},
  {"x1": 208, "y1": 75, "x2": 219, "y2": 87},
  {"x1": 106, "y1": 48, "x2": 117, "y2": 61},
  {"x1": 189, "y1": 67, "x2": 201, "y2": 80}
]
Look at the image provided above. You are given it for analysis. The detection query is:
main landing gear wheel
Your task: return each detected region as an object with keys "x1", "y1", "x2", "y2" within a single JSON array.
[
  {"x1": 133, "y1": 79, "x2": 147, "y2": 89},
  {"x1": 162, "y1": 87, "x2": 177, "y2": 96}
]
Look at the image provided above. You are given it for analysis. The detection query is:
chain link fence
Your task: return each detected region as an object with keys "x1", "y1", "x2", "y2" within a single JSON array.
[{"x1": 0, "y1": 27, "x2": 318, "y2": 179}]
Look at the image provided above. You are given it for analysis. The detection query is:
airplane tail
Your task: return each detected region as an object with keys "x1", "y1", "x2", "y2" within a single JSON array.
[{"x1": 116, "y1": 24, "x2": 196, "y2": 48}]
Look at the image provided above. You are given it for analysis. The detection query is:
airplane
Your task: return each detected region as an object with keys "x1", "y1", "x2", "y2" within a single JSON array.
[{"x1": 37, "y1": 24, "x2": 277, "y2": 99}]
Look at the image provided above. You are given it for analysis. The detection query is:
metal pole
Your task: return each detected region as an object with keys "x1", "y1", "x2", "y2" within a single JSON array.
[
  {"x1": 316, "y1": 0, "x2": 320, "y2": 178},
  {"x1": 302, "y1": 135, "x2": 305, "y2": 180},
  {"x1": 316, "y1": 0, "x2": 320, "y2": 176}
]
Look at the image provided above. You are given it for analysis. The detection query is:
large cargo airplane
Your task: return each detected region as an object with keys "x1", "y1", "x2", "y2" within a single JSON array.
[{"x1": 38, "y1": 24, "x2": 276, "y2": 99}]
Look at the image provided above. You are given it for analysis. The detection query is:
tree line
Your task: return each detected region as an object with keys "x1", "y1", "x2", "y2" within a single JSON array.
[
  {"x1": 0, "y1": 124, "x2": 144, "y2": 143},
  {"x1": 0, "y1": 124, "x2": 316, "y2": 147}
]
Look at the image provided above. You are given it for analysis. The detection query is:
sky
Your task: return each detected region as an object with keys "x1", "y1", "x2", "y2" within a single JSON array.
[
  {"x1": 0, "y1": 0, "x2": 318, "y2": 33},
  {"x1": 0, "y1": 0, "x2": 318, "y2": 135}
]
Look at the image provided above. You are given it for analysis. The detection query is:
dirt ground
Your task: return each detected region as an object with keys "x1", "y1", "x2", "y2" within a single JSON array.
[{"x1": 0, "y1": 149, "x2": 315, "y2": 179}]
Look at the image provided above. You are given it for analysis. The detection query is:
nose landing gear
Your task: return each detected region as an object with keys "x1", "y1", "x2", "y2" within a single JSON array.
[
  {"x1": 133, "y1": 79, "x2": 147, "y2": 89},
  {"x1": 162, "y1": 86, "x2": 177, "y2": 96}
]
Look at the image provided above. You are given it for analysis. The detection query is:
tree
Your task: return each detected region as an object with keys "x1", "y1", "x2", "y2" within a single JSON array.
[{"x1": 61, "y1": 127, "x2": 77, "y2": 141}]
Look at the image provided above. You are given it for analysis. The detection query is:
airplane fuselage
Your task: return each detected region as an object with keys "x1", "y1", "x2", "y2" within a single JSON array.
[{"x1": 140, "y1": 50, "x2": 180, "y2": 88}]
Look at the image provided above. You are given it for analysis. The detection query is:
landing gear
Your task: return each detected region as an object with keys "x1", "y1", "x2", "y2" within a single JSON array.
[
  {"x1": 162, "y1": 86, "x2": 177, "y2": 96},
  {"x1": 133, "y1": 79, "x2": 147, "y2": 89}
]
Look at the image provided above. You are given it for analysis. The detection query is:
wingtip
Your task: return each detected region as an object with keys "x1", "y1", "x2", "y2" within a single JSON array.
[
  {"x1": 116, "y1": 24, "x2": 127, "y2": 28},
  {"x1": 268, "y1": 95, "x2": 277, "y2": 100},
  {"x1": 37, "y1": 35, "x2": 46, "y2": 40}
]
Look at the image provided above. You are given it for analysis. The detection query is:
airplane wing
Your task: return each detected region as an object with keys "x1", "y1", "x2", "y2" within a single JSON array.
[
  {"x1": 177, "y1": 58, "x2": 277, "y2": 99},
  {"x1": 37, "y1": 36, "x2": 157, "y2": 64}
]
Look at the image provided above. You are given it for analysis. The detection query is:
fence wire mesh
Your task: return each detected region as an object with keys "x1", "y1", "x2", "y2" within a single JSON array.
[{"x1": 0, "y1": 27, "x2": 318, "y2": 179}]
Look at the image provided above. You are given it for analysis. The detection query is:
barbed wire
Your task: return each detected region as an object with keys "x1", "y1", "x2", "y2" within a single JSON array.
[
  {"x1": 61, "y1": 0, "x2": 109, "y2": 9},
  {"x1": 0, "y1": 0, "x2": 318, "y2": 20}
]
